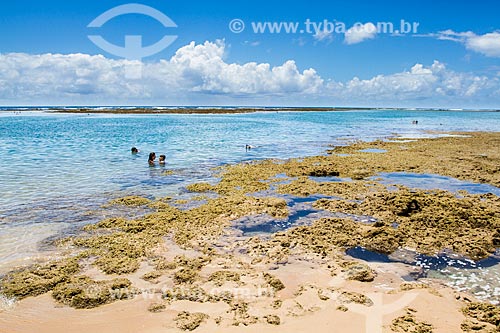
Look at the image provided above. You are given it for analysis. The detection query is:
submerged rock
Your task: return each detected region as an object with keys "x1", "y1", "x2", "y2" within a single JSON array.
[{"x1": 106, "y1": 195, "x2": 151, "y2": 207}]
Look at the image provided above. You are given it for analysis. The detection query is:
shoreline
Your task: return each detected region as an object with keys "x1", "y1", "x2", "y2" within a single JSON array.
[
  {"x1": 1, "y1": 107, "x2": 500, "y2": 114},
  {"x1": 1, "y1": 131, "x2": 499, "y2": 332}
]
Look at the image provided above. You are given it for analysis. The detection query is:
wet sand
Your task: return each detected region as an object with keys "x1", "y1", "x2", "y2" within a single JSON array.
[{"x1": 1, "y1": 131, "x2": 500, "y2": 333}]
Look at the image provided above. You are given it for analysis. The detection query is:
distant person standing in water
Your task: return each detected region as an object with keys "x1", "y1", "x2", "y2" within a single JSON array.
[
  {"x1": 148, "y1": 152, "x2": 156, "y2": 166},
  {"x1": 159, "y1": 155, "x2": 166, "y2": 165},
  {"x1": 131, "y1": 147, "x2": 139, "y2": 154}
]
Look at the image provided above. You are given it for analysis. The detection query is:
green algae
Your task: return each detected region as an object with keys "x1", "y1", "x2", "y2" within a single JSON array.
[
  {"x1": 264, "y1": 314, "x2": 281, "y2": 325},
  {"x1": 0, "y1": 259, "x2": 80, "y2": 299},
  {"x1": 391, "y1": 311, "x2": 434, "y2": 333},
  {"x1": 147, "y1": 302, "x2": 166, "y2": 313},
  {"x1": 208, "y1": 271, "x2": 241, "y2": 286},
  {"x1": 186, "y1": 182, "x2": 214, "y2": 193},
  {"x1": 462, "y1": 303, "x2": 500, "y2": 330},
  {"x1": 342, "y1": 262, "x2": 376, "y2": 282},
  {"x1": 52, "y1": 276, "x2": 132, "y2": 309},
  {"x1": 175, "y1": 311, "x2": 209, "y2": 331},
  {"x1": 141, "y1": 270, "x2": 162, "y2": 283},
  {"x1": 163, "y1": 286, "x2": 210, "y2": 303},
  {"x1": 67, "y1": 193, "x2": 287, "y2": 278},
  {"x1": 106, "y1": 195, "x2": 151, "y2": 207},
  {"x1": 173, "y1": 268, "x2": 198, "y2": 284},
  {"x1": 271, "y1": 299, "x2": 283, "y2": 309},
  {"x1": 3, "y1": 131, "x2": 500, "y2": 317},
  {"x1": 263, "y1": 273, "x2": 285, "y2": 292},
  {"x1": 339, "y1": 291, "x2": 373, "y2": 306},
  {"x1": 313, "y1": 188, "x2": 500, "y2": 259},
  {"x1": 229, "y1": 300, "x2": 258, "y2": 326}
]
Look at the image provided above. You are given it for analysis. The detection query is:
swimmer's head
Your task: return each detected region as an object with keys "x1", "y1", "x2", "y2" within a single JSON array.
[{"x1": 131, "y1": 147, "x2": 139, "y2": 154}]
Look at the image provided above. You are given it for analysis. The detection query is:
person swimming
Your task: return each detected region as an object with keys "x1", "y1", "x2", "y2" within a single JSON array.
[
  {"x1": 131, "y1": 147, "x2": 139, "y2": 154},
  {"x1": 245, "y1": 144, "x2": 256, "y2": 150},
  {"x1": 148, "y1": 152, "x2": 156, "y2": 165},
  {"x1": 159, "y1": 154, "x2": 166, "y2": 165}
]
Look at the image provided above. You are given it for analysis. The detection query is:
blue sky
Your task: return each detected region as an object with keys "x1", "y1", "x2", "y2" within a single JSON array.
[{"x1": 1, "y1": 0, "x2": 500, "y2": 107}]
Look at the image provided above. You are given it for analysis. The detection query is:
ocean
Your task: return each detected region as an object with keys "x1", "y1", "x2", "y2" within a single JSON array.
[{"x1": 1, "y1": 109, "x2": 500, "y2": 300}]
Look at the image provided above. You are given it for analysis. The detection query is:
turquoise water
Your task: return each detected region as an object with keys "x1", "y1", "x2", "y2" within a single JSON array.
[{"x1": 1, "y1": 109, "x2": 500, "y2": 269}]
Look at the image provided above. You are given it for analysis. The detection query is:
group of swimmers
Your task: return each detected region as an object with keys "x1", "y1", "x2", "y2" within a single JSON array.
[
  {"x1": 131, "y1": 147, "x2": 165, "y2": 166},
  {"x1": 132, "y1": 144, "x2": 256, "y2": 165}
]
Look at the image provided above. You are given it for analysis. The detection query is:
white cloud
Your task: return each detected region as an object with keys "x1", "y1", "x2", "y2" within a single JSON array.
[
  {"x1": 344, "y1": 23, "x2": 377, "y2": 45},
  {"x1": 313, "y1": 30, "x2": 334, "y2": 44},
  {"x1": 433, "y1": 30, "x2": 500, "y2": 57},
  {"x1": 0, "y1": 40, "x2": 499, "y2": 106},
  {"x1": 327, "y1": 60, "x2": 497, "y2": 104},
  {"x1": 0, "y1": 40, "x2": 323, "y2": 103}
]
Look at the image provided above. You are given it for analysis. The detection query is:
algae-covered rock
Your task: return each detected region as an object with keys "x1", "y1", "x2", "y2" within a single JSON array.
[
  {"x1": 163, "y1": 286, "x2": 209, "y2": 303},
  {"x1": 272, "y1": 299, "x2": 283, "y2": 309},
  {"x1": 399, "y1": 282, "x2": 428, "y2": 291},
  {"x1": 52, "y1": 276, "x2": 132, "y2": 309},
  {"x1": 461, "y1": 319, "x2": 496, "y2": 332},
  {"x1": 173, "y1": 268, "x2": 198, "y2": 284},
  {"x1": 462, "y1": 302, "x2": 500, "y2": 329},
  {"x1": 208, "y1": 271, "x2": 241, "y2": 286},
  {"x1": 175, "y1": 311, "x2": 208, "y2": 331},
  {"x1": 312, "y1": 187, "x2": 500, "y2": 259},
  {"x1": 107, "y1": 195, "x2": 151, "y2": 206},
  {"x1": 147, "y1": 302, "x2": 166, "y2": 313},
  {"x1": 264, "y1": 314, "x2": 281, "y2": 325},
  {"x1": 339, "y1": 291, "x2": 373, "y2": 306},
  {"x1": 186, "y1": 182, "x2": 214, "y2": 193},
  {"x1": 344, "y1": 262, "x2": 376, "y2": 282},
  {"x1": 391, "y1": 311, "x2": 433, "y2": 333},
  {"x1": 95, "y1": 255, "x2": 141, "y2": 275},
  {"x1": 263, "y1": 273, "x2": 285, "y2": 291},
  {"x1": 229, "y1": 300, "x2": 258, "y2": 326},
  {"x1": 141, "y1": 270, "x2": 162, "y2": 282},
  {"x1": 0, "y1": 259, "x2": 80, "y2": 299}
]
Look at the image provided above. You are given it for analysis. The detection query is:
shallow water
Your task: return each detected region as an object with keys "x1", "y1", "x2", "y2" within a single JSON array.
[
  {"x1": 375, "y1": 172, "x2": 500, "y2": 195},
  {"x1": 1, "y1": 109, "x2": 500, "y2": 272},
  {"x1": 347, "y1": 246, "x2": 500, "y2": 304}
]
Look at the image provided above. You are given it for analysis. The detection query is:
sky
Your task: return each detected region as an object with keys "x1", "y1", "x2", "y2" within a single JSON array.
[{"x1": 0, "y1": 0, "x2": 499, "y2": 107}]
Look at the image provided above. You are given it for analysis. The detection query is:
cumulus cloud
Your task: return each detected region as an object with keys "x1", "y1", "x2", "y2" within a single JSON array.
[
  {"x1": 326, "y1": 60, "x2": 498, "y2": 106},
  {"x1": 344, "y1": 22, "x2": 377, "y2": 45},
  {"x1": 0, "y1": 40, "x2": 323, "y2": 103},
  {"x1": 0, "y1": 40, "x2": 499, "y2": 106},
  {"x1": 433, "y1": 30, "x2": 500, "y2": 57}
]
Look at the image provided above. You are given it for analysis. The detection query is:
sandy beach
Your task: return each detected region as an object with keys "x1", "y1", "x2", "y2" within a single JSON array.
[{"x1": 1, "y1": 131, "x2": 499, "y2": 333}]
